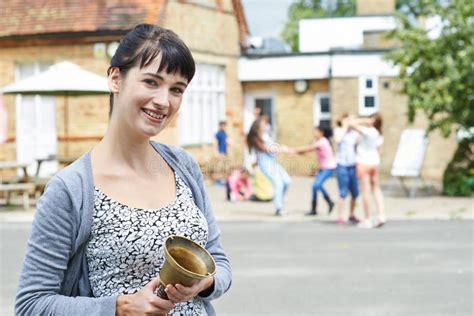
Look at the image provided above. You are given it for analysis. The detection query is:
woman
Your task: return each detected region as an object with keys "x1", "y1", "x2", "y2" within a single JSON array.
[
  {"x1": 296, "y1": 126, "x2": 337, "y2": 216},
  {"x1": 246, "y1": 117, "x2": 292, "y2": 216},
  {"x1": 16, "y1": 24, "x2": 231, "y2": 316},
  {"x1": 333, "y1": 114, "x2": 360, "y2": 225},
  {"x1": 350, "y1": 113, "x2": 386, "y2": 228}
]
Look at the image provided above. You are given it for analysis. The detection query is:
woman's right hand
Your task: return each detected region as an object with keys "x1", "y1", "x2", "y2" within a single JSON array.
[{"x1": 116, "y1": 276, "x2": 175, "y2": 316}]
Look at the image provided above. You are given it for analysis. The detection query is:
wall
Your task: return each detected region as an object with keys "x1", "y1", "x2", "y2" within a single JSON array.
[
  {"x1": 331, "y1": 77, "x2": 457, "y2": 180},
  {"x1": 160, "y1": 0, "x2": 245, "y2": 163},
  {"x1": 356, "y1": 0, "x2": 395, "y2": 15},
  {"x1": 363, "y1": 31, "x2": 399, "y2": 49}
]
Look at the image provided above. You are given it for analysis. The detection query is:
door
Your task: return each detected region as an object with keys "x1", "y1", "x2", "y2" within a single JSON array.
[
  {"x1": 15, "y1": 63, "x2": 58, "y2": 177},
  {"x1": 313, "y1": 93, "x2": 331, "y2": 130}
]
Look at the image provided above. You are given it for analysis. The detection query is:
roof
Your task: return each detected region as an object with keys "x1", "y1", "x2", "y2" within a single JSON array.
[
  {"x1": 231, "y1": 0, "x2": 250, "y2": 46},
  {"x1": 0, "y1": 0, "x2": 166, "y2": 38},
  {"x1": 0, "y1": 0, "x2": 250, "y2": 46}
]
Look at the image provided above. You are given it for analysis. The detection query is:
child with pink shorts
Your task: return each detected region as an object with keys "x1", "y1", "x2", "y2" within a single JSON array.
[{"x1": 350, "y1": 113, "x2": 386, "y2": 228}]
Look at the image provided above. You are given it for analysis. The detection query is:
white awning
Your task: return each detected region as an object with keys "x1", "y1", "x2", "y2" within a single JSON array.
[{"x1": 2, "y1": 61, "x2": 109, "y2": 94}]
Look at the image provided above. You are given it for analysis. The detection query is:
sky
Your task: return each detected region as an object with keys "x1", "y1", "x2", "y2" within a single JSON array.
[{"x1": 241, "y1": 0, "x2": 295, "y2": 38}]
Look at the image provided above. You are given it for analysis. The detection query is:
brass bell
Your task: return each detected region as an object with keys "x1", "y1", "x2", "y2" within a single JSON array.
[{"x1": 156, "y1": 235, "x2": 216, "y2": 299}]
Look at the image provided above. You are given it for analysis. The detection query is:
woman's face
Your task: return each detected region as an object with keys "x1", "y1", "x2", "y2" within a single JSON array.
[{"x1": 109, "y1": 56, "x2": 188, "y2": 138}]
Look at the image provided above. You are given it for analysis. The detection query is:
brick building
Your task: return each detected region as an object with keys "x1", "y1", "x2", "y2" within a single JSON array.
[
  {"x1": 238, "y1": 0, "x2": 456, "y2": 180},
  {"x1": 0, "y1": 0, "x2": 249, "y2": 177}
]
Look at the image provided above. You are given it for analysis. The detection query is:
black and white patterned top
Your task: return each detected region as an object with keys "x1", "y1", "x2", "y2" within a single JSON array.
[{"x1": 86, "y1": 172, "x2": 209, "y2": 315}]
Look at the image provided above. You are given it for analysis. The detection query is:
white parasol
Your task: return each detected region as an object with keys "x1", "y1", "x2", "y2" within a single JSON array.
[{"x1": 1, "y1": 61, "x2": 110, "y2": 154}]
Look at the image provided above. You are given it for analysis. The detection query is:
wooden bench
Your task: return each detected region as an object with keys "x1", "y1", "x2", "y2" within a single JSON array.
[{"x1": 0, "y1": 182, "x2": 36, "y2": 210}]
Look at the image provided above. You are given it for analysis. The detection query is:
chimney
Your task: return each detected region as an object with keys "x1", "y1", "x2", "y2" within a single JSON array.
[{"x1": 356, "y1": 0, "x2": 395, "y2": 15}]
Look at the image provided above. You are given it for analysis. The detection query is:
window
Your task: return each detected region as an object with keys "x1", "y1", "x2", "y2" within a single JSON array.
[
  {"x1": 314, "y1": 93, "x2": 331, "y2": 128},
  {"x1": 364, "y1": 96, "x2": 375, "y2": 108},
  {"x1": 179, "y1": 64, "x2": 225, "y2": 145},
  {"x1": 255, "y1": 98, "x2": 273, "y2": 126},
  {"x1": 359, "y1": 76, "x2": 378, "y2": 115},
  {"x1": 320, "y1": 97, "x2": 330, "y2": 113}
]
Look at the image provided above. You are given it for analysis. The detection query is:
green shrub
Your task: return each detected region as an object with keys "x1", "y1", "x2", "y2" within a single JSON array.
[{"x1": 442, "y1": 139, "x2": 474, "y2": 196}]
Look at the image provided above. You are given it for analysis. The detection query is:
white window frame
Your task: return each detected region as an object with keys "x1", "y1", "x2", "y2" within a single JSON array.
[
  {"x1": 243, "y1": 90, "x2": 277, "y2": 138},
  {"x1": 313, "y1": 92, "x2": 331, "y2": 127},
  {"x1": 358, "y1": 75, "x2": 379, "y2": 116},
  {"x1": 179, "y1": 64, "x2": 226, "y2": 146}
]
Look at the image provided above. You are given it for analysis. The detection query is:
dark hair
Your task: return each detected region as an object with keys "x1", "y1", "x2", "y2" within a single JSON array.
[
  {"x1": 107, "y1": 24, "x2": 195, "y2": 116},
  {"x1": 316, "y1": 125, "x2": 333, "y2": 139},
  {"x1": 370, "y1": 112, "x2": 383, "y2": 134},
  {"x1": 246, "y1": 118, "x2": 263, "y2": 153}
]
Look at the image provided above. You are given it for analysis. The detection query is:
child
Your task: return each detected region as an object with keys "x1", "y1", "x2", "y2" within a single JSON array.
[
  {"x1": 349, "y1": 113, "x2": 386, "y2": 228},
  {"x1": 334, "y1": 114, "x2": 360, "y2": 225},
  {"x1": 213, "y1": 120, "x2": 231, "y2": 186},
  {"x1": 250, "y1": 167, "x2": 273, "y2": 202},
  {"x1": 297, "y1": 126, "x2": 337, "y2": 215},
  {"x1": 247, "y1": 118, "x2": 292, "y2": 216},
  {"x1": 226, "y1": 167, "x2": 252, "y2": 201},
  {"x1": 215, "y1": 120, "x2": 228, "y2": 156}
]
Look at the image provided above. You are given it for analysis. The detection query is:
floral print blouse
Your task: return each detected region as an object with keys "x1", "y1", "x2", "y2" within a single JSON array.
[{"x1": 86, "y1": 172, "x2": 209, "y2": 315}]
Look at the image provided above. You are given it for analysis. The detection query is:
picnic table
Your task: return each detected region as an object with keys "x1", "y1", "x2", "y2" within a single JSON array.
[
  {"x1": 35, "y1": 154, "x2": 76, "y2": 175},
  {"x1": 0, "y1": 161, "x2": 35, "y2": 210},
  {"x1": 33, "y1": 155, "x2": 77, "y2": 195}
]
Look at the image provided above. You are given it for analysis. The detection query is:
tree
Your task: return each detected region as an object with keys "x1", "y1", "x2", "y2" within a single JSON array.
[
  {"x1": 386, "y1": 0, "x2": 474, "y2": 196},
  {"x1": 395, "y1": 0, "x2": 432, "y2": 18},
  {"x1": 281, "y1": 0, "x2": 356, "y2": 52}
]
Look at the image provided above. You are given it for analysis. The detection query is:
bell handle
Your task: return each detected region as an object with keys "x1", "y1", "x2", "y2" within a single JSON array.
[{"x1": 156, "y1": 283, "x2": 168, "y2": 300}]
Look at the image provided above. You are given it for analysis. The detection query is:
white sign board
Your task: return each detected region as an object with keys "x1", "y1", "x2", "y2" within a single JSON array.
[{"x1": 391, "y1": 129, "x2": 428, "y2": 177}]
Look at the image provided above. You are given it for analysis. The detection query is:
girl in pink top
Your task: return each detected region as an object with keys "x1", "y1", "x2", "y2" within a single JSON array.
[
  {"x1": 226, "y1": 168, "x2": 252, "y2": 201},
  {"x1": 297, "y1": 126, "x2": 337, "y2": 215}
]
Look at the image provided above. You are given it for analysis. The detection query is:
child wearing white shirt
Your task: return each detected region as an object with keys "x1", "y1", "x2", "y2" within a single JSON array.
[{"x1": 350, "y1": 113, "x2": 386, "y2": 228}]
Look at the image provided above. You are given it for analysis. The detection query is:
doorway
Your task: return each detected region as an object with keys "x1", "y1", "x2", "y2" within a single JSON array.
[
  {"x1": 15, "y1": 63, "x2": 58, "y2": 177},
  {"x1": 313, "y1": 92, "x2": 331, "y2": 130},
  {"x1": 244, "y1": 90, "x2": 276, "y2": 138}
]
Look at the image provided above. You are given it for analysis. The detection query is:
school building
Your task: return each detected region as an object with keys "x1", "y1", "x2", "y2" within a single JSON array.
[
  {"x1": 0, "y1": 0, "x2": 456, "y2": 181},
  {"x1": 239, "y1": 0, "x2": 456, "y2": 180}
]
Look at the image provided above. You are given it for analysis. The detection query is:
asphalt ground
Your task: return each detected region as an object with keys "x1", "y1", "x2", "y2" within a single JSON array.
[{"x1": 1, "y1": 220, "x2": 473, "y2": 316}]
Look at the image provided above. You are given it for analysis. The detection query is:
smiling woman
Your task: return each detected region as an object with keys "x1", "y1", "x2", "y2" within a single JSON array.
[{"x1": 15, "y1": 24, "x2": 231, "y2": 316}]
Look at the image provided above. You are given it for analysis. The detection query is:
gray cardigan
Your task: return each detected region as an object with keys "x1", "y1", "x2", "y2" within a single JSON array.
[{"x1": 15, "y1": 142, "x2": 232, "y2": 316}]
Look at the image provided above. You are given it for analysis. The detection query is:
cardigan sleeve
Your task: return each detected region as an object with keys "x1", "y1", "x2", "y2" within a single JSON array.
[
  {"x1": 185, "y1": 154, "x2": 232, "y2": 301},
  {"x1": 15, "y1": 176, "x2": 117, "y2": 316}
]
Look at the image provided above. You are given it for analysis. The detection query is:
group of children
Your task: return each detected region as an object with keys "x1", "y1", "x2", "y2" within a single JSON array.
[
  {"x1": 216, "y1": 112, "x2": 386, "y2": 228},
  {"x1": 301, "y1": 113, "x2": 386, "y2": 228}
]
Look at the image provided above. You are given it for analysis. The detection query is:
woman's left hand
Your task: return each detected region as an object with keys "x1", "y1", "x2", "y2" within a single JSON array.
[{"x1": 164, "y1": 276, "x2": 214, "y2": 303}]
